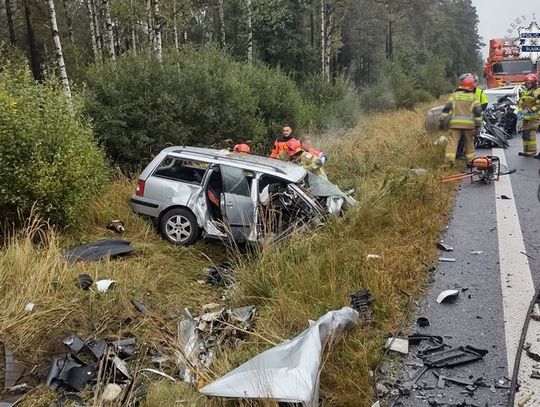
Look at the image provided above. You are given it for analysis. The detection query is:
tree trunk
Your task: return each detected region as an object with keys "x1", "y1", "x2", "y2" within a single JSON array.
[
  {"x1": 5, "y1": 0, "x2": 16, "y2": 44},
  {"x1": 102, "y1": 0, "x2": 115, "y2": 60},
  {"x1": 320, "y1": 0, "x2": 329, "y2": 81},
  {"x1": 173, "y1": 1, "x2": 179, "y2": 49},
  {"x1": 23, "y1": 0, "x2": 42, "y2": 81},
  {"x1": 218, "y1": 0, "x2": 225, "y2": 49},
  {"x1": 91, "y1": 0, "x2": 103, "y2": 59},
  {"x1": 130, "y1": 0, "x2": 137, "y2": 53},
  {"x1": 146, "y1": 0, "x2": 154, "y2": 48},
  {"x1": 246, "y1": 0, "x2": 252, "y2": 62},
  {"x1": 86, "y1": 0, "x2": 99, "y2": 59},
  {"x1": 47, "y1": 0, "x2": 71, "y2": 98},
  {"x1": 152, "y1": 0, "x2": 162, "y2": 62},
  {"x1": 62, "y1": 0, "x2": 74, "y2": 44},
  {"x1": 387, "y1": 19, "x2": 393, "y2": 59}
]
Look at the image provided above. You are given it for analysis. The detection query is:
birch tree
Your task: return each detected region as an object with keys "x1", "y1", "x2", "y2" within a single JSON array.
[
  {"x1": 246, "y1": 0, "x2": 252, "y2": 62},
  {"x1": 86, "y1": 0, "x2": 100, "y2": 60},
  {"x1": 152, "y1": 0, "x2": 162, "y2": 62},
  {"x1": 102, "y1": 0, "x2": 116, "y2": 59},
  {"x1": 47, "y1": 0, "x2": 71, "y2": 98},
  {"x1": 320, "y1": 0, "x2": 329, "y2": 81},
  {"x1": 173, "y1": 0, "x2": 179, "y2": 49}
]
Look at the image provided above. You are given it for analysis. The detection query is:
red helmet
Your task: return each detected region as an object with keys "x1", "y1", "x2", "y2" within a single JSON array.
[
  {"x1": 286, "y1": 138, "x2": 302, "y2": 156},
  {"x1": 525, "y1": 73, "x2": 538, "y2": 87},
  {"x1": 233, "y1": 143, "x2": 250, "y2": 154},
  {"x1": 460, "y1": 76, "x2": 476, "y2": 90}
]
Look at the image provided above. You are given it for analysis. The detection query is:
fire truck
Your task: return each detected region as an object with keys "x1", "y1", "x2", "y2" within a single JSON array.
[{"x1": 483, "y1": 38, "x2": 538, "y2": 88}]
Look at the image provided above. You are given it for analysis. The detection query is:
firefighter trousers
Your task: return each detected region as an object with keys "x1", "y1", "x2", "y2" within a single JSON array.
[
  {"x1": 445, "y1": 129, "x2": 475, "y2": 164},
  {"x1": 520, "y1": 119, "x2": 539, "y2": 155}
]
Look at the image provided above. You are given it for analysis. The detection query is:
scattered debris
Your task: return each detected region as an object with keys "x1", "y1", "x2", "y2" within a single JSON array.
[
  {"x1": 366, "y1": 254, "x2": 381, "y2": 260},
  {"x1": 499, "y1": 194, "x2": 512, "y2": 200},
  {"x1": 3, "y1": 346, "x2": 25, "y2": 389},
  {"x1": 199, "y1": 307, "x2": 359, "y2": 405},
  {"x1": 49, "y1": 394, "x2": 84, "y2": 407},
  {"x1": 438, "y1": 257, "x2": 456, "y2": 262},
  {"x1": 95, "y1": 279, "x2": 116, "y2": 293},
  {"x1": 434, "y1": 135, "x2": 448, "y2": 145},
  {"x1": 75, "y1": 274, "x2": 93, "y2": 290},
  {"x1": 470, "y1": 250, "x2": 483, "y2": 255},
  {"x1": 63, "y1": 239, "x2": 134, "y2": 262},
  {"x1": 204, "y1": 262, "x2": 238, "y2": 286},
  {"x1": 24, "y1": 303, "x2": 34, "y2": 312},
  {"x1": 385, "y1": 338, "x2": 409, "y2": 355},
  {"x1": 140, "y1": 368, "x2": 177, "y2": 382},
  {"x1": 423, "y1": 345, "x2": 488, "y2": 368},
  {"x1": 177, "y1": 305, "x2": 257, "y2": 384},
  {"x1": 416, "y1": 317, "x2": 429, "y2": 327},
  {"x1": 130, "y1": 298, "x2": 151, "y2": 315},
  {"x1": 107, "y1": 220, "x2": 125, "y2": 234},
  {"x1": 524, "y1": 342, "x2": 540, "y2": 362},
  {"x1": 437, "y1": 242, "x2": 454, "y2": 252},
  {"x1": 411, "y1": 168, "x2": 428, "y2": 176},
  {"x1": 349, "y1": 289, "x2": 374, "y2": 321},
  {"x1": 47, "y1": 334, "x2": 138, "y2": 394},
  {"x1": 436, "y1": 289, "x2": 459, "y2": 304},
  {"x1": 520, "y1": 251, "x2": 537, "y2": 261},
  {"x1": 100, "y1": 383, "x2": 123, "y2": 401}
]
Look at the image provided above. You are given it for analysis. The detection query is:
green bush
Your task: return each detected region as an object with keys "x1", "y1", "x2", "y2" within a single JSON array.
[
  {"x1": 358, "y1": 82, "x2": 395, "y2": 112},
  {"x1": 0, "y1": 55, "x2": 108, "y2": 227},
  {"x1": 83, "y1": 48, "x2": 360, "y2": 169},
  {"x1": 300, "y1": 75, "x2": 360, "y2": 131}
]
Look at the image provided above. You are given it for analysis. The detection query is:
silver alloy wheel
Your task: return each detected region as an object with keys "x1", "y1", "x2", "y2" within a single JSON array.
[{"x1": 165, "y1": 215, "x2": 192, "y2": 243}]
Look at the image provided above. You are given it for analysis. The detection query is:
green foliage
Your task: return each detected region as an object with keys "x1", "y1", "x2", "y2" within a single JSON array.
[
  {"x1": 0, "y1": 54, "x2": 108, "y2": 227},
  {"x1": 84, "y1": 48, "x2": 359, "y2": 168},
  {"x1": 300, "y1": 75, "x2": 360, "y2": 130},
  {"x1": 358, "y1": 82, "x2": 395, "y2": 112}
]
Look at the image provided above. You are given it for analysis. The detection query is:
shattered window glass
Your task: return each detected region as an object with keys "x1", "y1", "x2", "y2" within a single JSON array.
[
  {"x1": 307, "y1": 172, "x2": 345, "y2": 197},
  {"x1": 220, "y1": 165, "x2": 250, "y2": 197},
  {"x1": 153, "y1": 157, "x2": 208, "y2": 184}
]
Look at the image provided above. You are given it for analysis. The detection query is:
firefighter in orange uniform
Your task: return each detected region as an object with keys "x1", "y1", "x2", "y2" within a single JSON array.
[{"x1": 270, "y1": 126, "x2": 293, "y2": 158}]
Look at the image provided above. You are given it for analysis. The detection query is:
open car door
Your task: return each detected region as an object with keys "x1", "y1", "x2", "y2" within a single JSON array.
[{"x1": 219, "y1": 165, "x2": 256, "y2": 242}]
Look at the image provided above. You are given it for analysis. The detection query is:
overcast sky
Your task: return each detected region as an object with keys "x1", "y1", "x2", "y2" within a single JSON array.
[{"x1": 472, "y1": 0, "x2": 540, "y2": 59}]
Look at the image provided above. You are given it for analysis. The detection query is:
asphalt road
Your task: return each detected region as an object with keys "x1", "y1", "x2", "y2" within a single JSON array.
[{"x1": 386, "y1": 137, "x2": 540, "y2": 407}]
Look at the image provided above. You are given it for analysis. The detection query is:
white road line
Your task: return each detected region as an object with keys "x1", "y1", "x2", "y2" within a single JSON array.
[{"x1": 492, "y1": 147, "x2": 535, "y2": 376}]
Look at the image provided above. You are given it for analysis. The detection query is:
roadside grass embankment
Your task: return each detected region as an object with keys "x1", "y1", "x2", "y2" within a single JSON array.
[{"x1": 0, "y1": 101, "x2": 455, "y2": 406}]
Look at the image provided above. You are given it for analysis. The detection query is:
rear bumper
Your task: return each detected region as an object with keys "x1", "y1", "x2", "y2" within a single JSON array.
[{"x1": 130, "y1": 196, "x2": 160, "y2": 218}]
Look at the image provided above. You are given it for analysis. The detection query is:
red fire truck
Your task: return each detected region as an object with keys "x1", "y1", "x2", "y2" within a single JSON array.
[{"x1": 483, "y1": 38, "x2": 538, "y2": 88}]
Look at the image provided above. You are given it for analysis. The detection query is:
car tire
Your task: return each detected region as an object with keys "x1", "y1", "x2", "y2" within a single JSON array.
[{"x1": 159, "y1": 208, "x2": 200, "y2": 245}]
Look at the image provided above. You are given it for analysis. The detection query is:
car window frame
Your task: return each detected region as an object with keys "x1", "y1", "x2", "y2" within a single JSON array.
[{"x1": 151, "y1": 156, "x2": 209, "y2": 186}]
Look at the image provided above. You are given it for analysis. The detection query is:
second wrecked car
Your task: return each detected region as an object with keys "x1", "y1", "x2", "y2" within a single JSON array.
[{"x1": 131, "y1": 146, "x2": 355, "y2": 245}]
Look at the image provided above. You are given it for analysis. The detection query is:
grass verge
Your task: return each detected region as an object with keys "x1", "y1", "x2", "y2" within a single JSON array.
[{"x1": 0, "y1": 101, "x2": 455, "y2": 406}]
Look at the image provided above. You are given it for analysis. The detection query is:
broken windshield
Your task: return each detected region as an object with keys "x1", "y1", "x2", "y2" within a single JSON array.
[{"x1": 307, "y1": 172, "x2": 346, "y2": 197}]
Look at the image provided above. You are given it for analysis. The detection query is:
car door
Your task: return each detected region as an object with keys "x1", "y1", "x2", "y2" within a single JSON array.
[{"x1": 219, "y1": 165, "x2": 255, "y2": 241}]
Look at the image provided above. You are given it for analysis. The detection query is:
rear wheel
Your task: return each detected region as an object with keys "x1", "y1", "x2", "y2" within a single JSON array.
[{"x1": 159, "y1": 208, "x2": 200, "y2": 245}]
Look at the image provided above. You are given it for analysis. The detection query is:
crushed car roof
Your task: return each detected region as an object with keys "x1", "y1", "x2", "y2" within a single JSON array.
[{"x1": 160, "y1": 146, "x2": 307, "y2": 183}]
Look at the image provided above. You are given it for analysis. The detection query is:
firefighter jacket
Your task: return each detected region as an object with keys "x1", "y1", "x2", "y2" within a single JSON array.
[
  {"x1": 517, "y1": 88, "x2": 540, "y2": 121},
  {"x1": 270, "y1": 135, "x2": 291, "y2": 158},
  {"x1": 475, "y1": 88, "x2": 488, "y2": 112},
  {"x1": 440, "y1": 88, "x2": 483, "y2": 130}
]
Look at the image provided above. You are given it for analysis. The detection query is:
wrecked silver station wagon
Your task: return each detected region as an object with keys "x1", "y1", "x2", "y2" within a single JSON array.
[{"x1": 130, "y1": 147, "x2": 356, "y2": 245}]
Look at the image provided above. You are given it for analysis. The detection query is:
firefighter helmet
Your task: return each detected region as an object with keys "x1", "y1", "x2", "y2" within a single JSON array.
[
  {"x1": 525, "y1": 73, "x2": 538, "y2": 88},
  {"x1": 286, "y1": 138, "x2": 302, "y2": 156},
  {"x1": 460, "y1": 76, "x2": 476, "y2": 90},
  {"x1": 233, "y1": 143, "x2": 250, "y2": 153}
]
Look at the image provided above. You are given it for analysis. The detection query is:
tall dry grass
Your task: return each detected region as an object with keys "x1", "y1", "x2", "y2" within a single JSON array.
[{"x1": 1, "y1": 102, "x2": 456, "y2": 406}]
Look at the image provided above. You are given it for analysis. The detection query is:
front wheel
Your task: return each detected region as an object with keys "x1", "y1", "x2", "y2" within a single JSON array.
[{"x1": 159, "y1": 208, "x2": 200, "y2": 245}]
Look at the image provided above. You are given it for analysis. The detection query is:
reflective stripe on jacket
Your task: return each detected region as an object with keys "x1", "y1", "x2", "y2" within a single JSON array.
[
  {"x1": 440, "y1": 89, "x2": 482, "y2": 130},
  {"x1": 518, "y1": 89, "x2": 540, "y2": 121}
]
